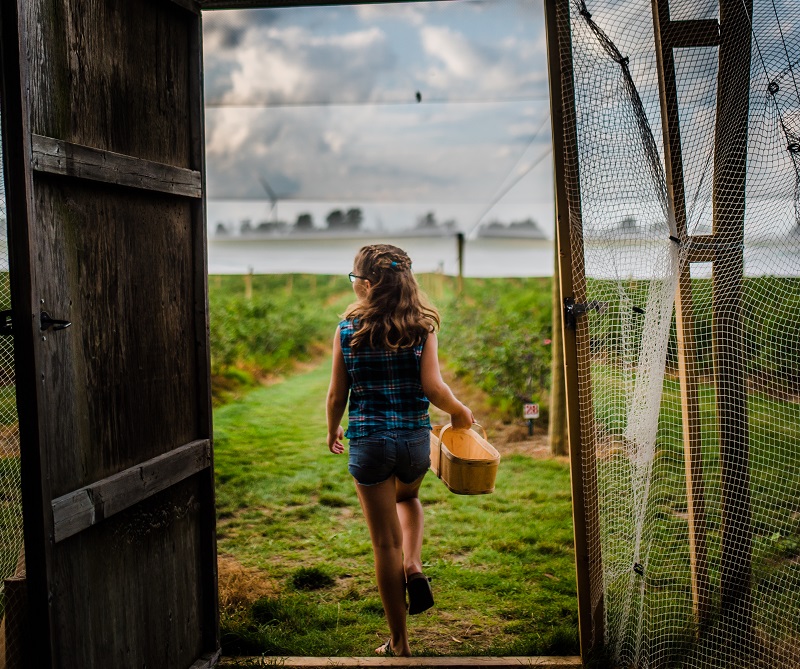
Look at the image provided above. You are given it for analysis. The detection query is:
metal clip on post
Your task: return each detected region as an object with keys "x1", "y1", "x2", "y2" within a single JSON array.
[{"x1": 564, "y1": 297, "x2": 607, "y2": 330}]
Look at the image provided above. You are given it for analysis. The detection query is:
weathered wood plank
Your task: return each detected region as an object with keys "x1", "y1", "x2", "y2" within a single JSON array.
[
  {"x1": 31, "y1": 135, "x2": 202, "y2": 198},
  {"x1": 28, "y1": 0, "x2": 193, "y2": 166},
  {"x1": 35, "y1": 179, "x2": 199, "y2": 497},
  {"x1": 53, "y1": 477, "x2": 205, "y2": 667},
  {"x1": 223, "y1": 658, "x2": 582, "y2": 668},
  {"x1": 52, "y1": 439, "x2": 211, "y2": 543}
]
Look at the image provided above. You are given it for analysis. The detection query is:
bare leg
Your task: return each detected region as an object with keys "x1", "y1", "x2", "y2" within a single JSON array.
[
  {"x1": 396, "y1": 476, "x2": 425, "y2": 577},
  {"x1": 354, "y1": 477, "x2": 412, "y2": 657}
]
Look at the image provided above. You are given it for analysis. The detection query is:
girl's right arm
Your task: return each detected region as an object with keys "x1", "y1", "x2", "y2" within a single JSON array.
[
  {"x1": 326, "y1": 327, "x2": 348, "y2": 454},
  {"x1": 420, "y1": 331, "x2": 474, "y2": 429}
]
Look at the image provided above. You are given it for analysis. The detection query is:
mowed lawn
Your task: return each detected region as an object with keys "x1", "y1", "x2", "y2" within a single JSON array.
[{"x1": 213, "y1": 357, "x2": 579, "y2": 659}]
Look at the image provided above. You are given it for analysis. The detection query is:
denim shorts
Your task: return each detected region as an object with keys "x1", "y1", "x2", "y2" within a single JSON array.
[{"x1": 348, "y1": 427, "x2": 431, "y2": 486}]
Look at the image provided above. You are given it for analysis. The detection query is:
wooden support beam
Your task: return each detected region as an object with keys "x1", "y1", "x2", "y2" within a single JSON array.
[
  {"x1": 51, "y1": 439, "x2": 211, "y2": 543},
  {"x1": 544, "y1": 0, "x2": 604, "y2": 660},
  {"x1": 223, "y1": 658, "x2": 583, "y2": 668},
  {"x1": 31, "y1": 135, "x2": 202, "y2": 198},
  {"x1": 713, "y1": 0, "x2": 753, "y2": 658},
  {"x1": 661, "y1": 19, "x2": 720, "y2": 49},
  {"x1": 651, "y1": 0, "x2": 711, "y2": 627}
]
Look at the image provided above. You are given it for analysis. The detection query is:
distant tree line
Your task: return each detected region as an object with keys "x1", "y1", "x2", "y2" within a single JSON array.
[{"x1": 215, "y1": 208, "x2": 366, "y2": 236}]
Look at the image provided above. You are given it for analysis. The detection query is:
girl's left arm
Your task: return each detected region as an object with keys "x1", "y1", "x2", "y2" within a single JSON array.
[{"x1": 326, "y1": 327, "x2": 349, "y2": 454}]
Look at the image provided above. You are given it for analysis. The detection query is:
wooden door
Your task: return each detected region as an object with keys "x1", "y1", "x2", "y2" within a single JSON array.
[{"x1": 0, "y1": 0, "x2": 218, "y2": 667}]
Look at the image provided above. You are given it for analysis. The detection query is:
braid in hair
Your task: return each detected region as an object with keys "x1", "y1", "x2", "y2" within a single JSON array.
[{"x1": 344, "y1": 244, "x2": 439, "y2": 350}]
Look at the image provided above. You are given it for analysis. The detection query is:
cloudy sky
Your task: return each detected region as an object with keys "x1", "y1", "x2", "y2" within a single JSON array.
[{"x1": 201, "y1": 0, "x2": 554, "y2": 236}]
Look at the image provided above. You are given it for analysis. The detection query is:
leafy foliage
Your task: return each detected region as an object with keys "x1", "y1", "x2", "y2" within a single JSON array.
[
  {"x1": 439, "y1": 278, "x2": 553, "y2": 420},
  {"x1": 208, "y1": 274, "x2": 352, "y2": 403}
]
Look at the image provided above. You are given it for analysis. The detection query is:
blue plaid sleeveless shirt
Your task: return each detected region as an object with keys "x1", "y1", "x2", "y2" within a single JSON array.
[{"x1": 339, "y1": 319, "x2": 431, "y2": 438}]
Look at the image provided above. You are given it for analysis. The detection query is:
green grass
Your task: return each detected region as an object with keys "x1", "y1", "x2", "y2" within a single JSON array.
[{"x1": 213, "y1": 358, "x2": 578, "y2": 658}]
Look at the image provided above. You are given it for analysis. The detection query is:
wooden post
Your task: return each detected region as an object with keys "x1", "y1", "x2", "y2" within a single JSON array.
[
  {"x1": 456, "y1": 232, "x2": 464, "y2": 294},
  {"x1": 651, "y1": 0, "x2": 715, "y2": 628},
  {"x1": 549, "y1": 224, "x2": 567, "y2": 456},
  {"x1": 713, "y1": 0, "x2": 753, "y2": 657},
  {"x1": 544, "y1": 0, "x2": 604, "y2": 658}
]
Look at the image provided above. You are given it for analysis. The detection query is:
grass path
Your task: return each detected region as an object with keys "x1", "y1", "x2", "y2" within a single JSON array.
[{"x1": 214, "y1": 358, "x2": 578, "y2": 658}]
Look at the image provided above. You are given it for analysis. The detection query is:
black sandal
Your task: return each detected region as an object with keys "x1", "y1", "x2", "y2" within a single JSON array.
[{"x1": 406, "y1": 572, "x2": 434, "y2": 615}]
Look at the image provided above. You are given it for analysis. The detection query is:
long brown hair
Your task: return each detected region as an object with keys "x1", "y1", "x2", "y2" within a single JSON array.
[{"x1": 344, "y1": 244, "x2": 440, "y2": 350}]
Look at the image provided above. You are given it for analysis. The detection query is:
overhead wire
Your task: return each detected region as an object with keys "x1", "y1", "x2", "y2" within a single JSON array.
[{"x1": 205, "y1": 95, "x2": 550, "y2": 108}]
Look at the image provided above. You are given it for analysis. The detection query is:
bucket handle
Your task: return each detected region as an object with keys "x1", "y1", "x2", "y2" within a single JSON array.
[{"x1": 436, "y1": 423, "x2": 488, "y2": 477}]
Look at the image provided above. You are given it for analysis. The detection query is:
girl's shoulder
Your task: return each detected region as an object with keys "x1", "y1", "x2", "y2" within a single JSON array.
[{"x1": 338, "y1": 318, "x2": 358, "y2": 339}]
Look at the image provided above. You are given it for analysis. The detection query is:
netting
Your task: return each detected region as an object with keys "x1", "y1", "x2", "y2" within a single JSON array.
[
  {"x1": 0, "y1": 108, "x2": 24, "y2": 665},
  {"x1": 555, "y1": 0, "x2": 800, "y2": 667}
]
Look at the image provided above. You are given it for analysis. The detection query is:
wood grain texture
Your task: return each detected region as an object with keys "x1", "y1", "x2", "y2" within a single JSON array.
[
  {"x1": 52, "y1": 439, "x2": 211, "y2": 542},
  {"x1": 31, "y1": 134, "x2": 202, "y2": 198},
  {"x1": 35, "y1": 177, "x2": 199, "y2": 498},
  {"x1": 17, "y1": 0, "x2": 217, "y2": 665},
  {"x1": 51, "y1": 478, "x2": 208, "y2": 668},
  {"x1": 27, "y1": 0, "x2": 192, "y2": 166}
]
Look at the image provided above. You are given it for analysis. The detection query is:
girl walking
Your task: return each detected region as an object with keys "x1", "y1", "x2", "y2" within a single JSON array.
[{"x1": 326, "y1": 244, "x2": 474, "y2": 657}]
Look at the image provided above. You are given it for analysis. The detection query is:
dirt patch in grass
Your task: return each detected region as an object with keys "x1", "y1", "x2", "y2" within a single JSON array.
[{"x1": 218, "y1": 554, "x2": 278, "y2": 610}]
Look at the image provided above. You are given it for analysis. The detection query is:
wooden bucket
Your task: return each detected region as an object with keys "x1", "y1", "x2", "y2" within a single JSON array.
[{"x1": 429, "y1": 424, "x2": 500, "y2": 495}]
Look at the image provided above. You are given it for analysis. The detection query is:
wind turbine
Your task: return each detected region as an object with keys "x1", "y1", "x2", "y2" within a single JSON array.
[{"x1": 258, "y1": 175, "x2": 279, "y2": 223}]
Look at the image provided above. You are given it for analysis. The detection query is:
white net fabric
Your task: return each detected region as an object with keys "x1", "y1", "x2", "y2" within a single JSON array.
[{"x1": 556, "y1": 0, "x2": 800, "y2": 666}]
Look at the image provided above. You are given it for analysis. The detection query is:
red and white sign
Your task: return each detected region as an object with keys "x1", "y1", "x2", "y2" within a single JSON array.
[{"x1": 523, "y1": 403, "x2": 540, "y2": 420}]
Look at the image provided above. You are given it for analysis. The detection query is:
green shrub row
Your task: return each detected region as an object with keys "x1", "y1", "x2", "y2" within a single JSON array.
[
  {"x1": 208, "y1": 274, "x2": 353, "y2": 400},
  {"x1": 439, "y1": 278, "x2": 554, "y2": 421}
]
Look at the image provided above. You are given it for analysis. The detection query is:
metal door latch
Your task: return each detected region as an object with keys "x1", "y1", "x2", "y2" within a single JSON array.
[
  {"x1": 564, "y1": 297, "x2": 607, "y2": 330},
  {"x1": 40, "y1": 311, "x2": 72, "y2": 332},
  {"x1": 0, "y1": 310, "x2": 12, "y2": 336}
]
